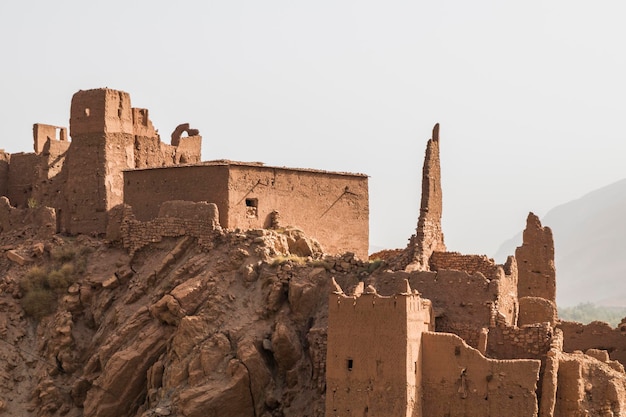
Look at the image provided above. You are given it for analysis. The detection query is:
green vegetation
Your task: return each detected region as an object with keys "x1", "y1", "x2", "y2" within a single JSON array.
[
  {"x1": 19, "y1": 244, "x2": 90, "y2": 320},
  {"x1": 558, "y1": 302, "x2": 626, "y2": 328}
]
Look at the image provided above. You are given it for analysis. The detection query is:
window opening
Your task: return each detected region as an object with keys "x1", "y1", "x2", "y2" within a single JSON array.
[
  {"x1": 347, "y1": 359, "x2": 353, "y2": 371},
  {"x1": 245, "y1": 198, "x2": 258, "y2": 218}
]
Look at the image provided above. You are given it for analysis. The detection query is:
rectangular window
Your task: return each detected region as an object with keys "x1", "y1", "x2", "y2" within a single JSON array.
[
  {"x1": 347, "y1": 359, "x2": 353, "y2": 371},
  {"x1": 245, "y1": 198, "x2": 258, "y2": 218}
]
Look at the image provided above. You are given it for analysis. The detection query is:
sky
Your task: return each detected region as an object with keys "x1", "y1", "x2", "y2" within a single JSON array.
[{"x1": 1, "y1": 1, "x2": 625, "y2": 258}]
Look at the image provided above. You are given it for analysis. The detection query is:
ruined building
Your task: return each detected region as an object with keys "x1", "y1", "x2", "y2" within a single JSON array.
[
  {"x1": 0, "y1": 88, "x2": 368, "y2": 258},
  {"x1": 326, "y1": 125, "x2": 626, "y2": 416}
]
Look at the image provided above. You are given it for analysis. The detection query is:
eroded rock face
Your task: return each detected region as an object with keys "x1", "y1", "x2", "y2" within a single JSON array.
[{"x1": 0, "y1": 228, "x2": 340, "y2": 417}]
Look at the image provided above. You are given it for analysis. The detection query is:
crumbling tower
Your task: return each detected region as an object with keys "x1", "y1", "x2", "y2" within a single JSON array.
[
  {"x1": 515, "y1": 212, "x2": 558, "y2": 325},
  {"x1": 406, "y1": 123, "x2": 446, "y2": 271},
  {"x1": 63, "y1": 89, "x2": 135, "y2": 234}
]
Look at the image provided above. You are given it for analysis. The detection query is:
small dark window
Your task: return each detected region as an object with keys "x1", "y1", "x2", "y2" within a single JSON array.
[
  {"x1": 245, "y1": 198, "x2": 258, "y2": 218},
  {"x1": 347, "y1": 359, "x2": 353, "y2": 371}
]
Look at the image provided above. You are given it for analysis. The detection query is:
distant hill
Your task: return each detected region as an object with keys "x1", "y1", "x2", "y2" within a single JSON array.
[{"x1": 495, "y1": 178, "x2": 626, "y2": 307}]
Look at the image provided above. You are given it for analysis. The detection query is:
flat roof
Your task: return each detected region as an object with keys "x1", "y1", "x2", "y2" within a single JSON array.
[{"x1": 125, "y1": 159, "x2": 368, "y2": 178}]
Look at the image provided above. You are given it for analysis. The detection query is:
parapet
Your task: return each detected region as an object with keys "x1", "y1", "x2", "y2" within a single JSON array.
[{"x1": 70, "y1": 88, "x2": 133, "y2": 137}]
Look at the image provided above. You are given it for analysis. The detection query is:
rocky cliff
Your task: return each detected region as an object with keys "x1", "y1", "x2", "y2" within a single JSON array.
[{"x1": 0, "y1": 224, "x2": 371, "y2": 417}]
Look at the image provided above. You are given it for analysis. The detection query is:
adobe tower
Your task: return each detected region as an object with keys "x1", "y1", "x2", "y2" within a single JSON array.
[
  {"x1": 406, "y1": 123, "x2": 446, "y2": 271},
  {"x1": 63, "y1": 89, "x2": 136, "y2": 234}
]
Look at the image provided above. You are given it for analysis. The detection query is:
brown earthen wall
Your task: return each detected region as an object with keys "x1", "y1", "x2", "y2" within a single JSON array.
[
  {"x1": 70, "y1": 89, "x2": 133, "y2": 137},
  {"x1": 429, "y1": 252, "x2": 500, "y2": 279},
  {"x1": 371, "y1": 270, "x2": 504, "y2": 349},
  {"x1": 227, "y1": 165, "x2": 368, "y2": 259},
  {"x1": 63, "y1": 135, "x2": 109, "y2": 234},
  {"x1": 518, "y1": 296, "x2": 557, "y2": 326},
  {"x1": 0, "y1": 151, "x2": 9, "y2": 197},
  {"x1": 487, "y1": 322, "x2": 553, "y2": 359},
  {"x1": 554, "y1": 353, "x2": 626, "y2": 416},
  {"x1": 559, "y1": 320, "x2": 626, "y2": 367},
  {"x1": 133, "y1": 136, "x2": 201, "y2": 168},
  {"x1": 421, "y1": 331, "x2": 540, "y2": 417},
  {"x1": 118, "y1": 202, "x2": 220, "y2": 255},
  {"x1": 409, "y1": 126, "x2": 446, "y2": 270},
  {"x1": 516, "y1": 213, "x2": 556, "y2": 302},
  {"x1": 123, "y1": 165, "x2": 230, "y2": 227},
  {"x1": 0, "y1": 197, "x2": 57, "y2": 237},
  {"x1": 6, "y1": 152, "x2": 39, "y2": 208},
  {"x1": 326, "y1": 292, "x2": 431, "y2": 417}
]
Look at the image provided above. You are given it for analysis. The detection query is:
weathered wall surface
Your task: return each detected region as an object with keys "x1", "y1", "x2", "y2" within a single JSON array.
[
  {"x1": 124, "y1": 163, "x2": 369, "y2": 259},
  {"x1": 6, "y1": 152, "x2": 39, "y2": 208},
  {"x1": 422, "y1": 331, "x2": 541, "y2": 417},
  {"x1": 70, "y1": 88, "x2": 134, "y2": 137},
  {"x1": 33, "y1": 123, "x2": 67, "y2": 154},
  {"x1": 112, "y1": 201, "x2": 221, "y2": 255},
  {"x1": 0, "y1": 150, "x2": 10, "y2": 198},
  {"x1": 518, "y1": 296, "x2": 557, "y2": 326},
  {"x1": 326, "y1": 287, "x2": 431, "y2": 417},
  {"x1": 554, "y1": 352, "x2": 626, "y2": 416},
  {"x1": 63, "y1": 132, "x2": 134, "y2": 235},
  {"x1": 560, "y1": 320, "x2": 626, "y2": 367},
  {"x1": 227, "y1": 165, "x2": 368, "y2": 259},
  {"x1": 370, "y1": 269, "x2": 513, "y2": 348},
  {"x1": 487, "y1": 321, "x2": 554, "y2": 360},
  {"x1": 407, "y1": 124, "x2": 446, "y2": 270},
  {"x1": 124, "y1": 165, "x2": 230, "y2": 226},
  {"x1": 0, "y1": 196, "x2": 56, "y2": 237},
  {"x1": 133, "y1": 136, "x2": 201, "y2": 168},
  {"x1": 516, "y1": 212, "x2": 556, "y2": 302},
  {"x1": 430, "y1": 251, "x2": 500, "y2": 279}
]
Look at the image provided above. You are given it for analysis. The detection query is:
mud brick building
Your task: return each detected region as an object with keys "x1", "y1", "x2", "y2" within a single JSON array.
[{"x1": 0, "y1": 88, "x2": 368, "y2": 258}]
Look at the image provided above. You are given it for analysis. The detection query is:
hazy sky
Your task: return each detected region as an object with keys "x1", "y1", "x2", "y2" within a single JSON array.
[{"x1": 1, "y1": 1, "x2": 625, "y2": 257}]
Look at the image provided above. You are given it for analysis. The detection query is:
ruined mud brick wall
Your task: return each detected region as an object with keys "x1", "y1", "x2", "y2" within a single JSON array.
[
  {"x1": 516, "y1": 212, "x2": 556, "y2": 301},
  {"x1": 487, "y1": 322, "x2": 553, "y2": 359},
  {"x1": 6, "y1": 152, "x2": 39, "y2": 208},
  {"x1": 227, "y1": 164, "x2": 368, "y2": 259},
  {"x1": 421, "y1": 332, "x2": 541, "y2": 417},
  {"x1": 428, "y1": 253, "x2": 520, "y2": 325},
  {"x1": 407, "y1": 124, "x2": 445, "y2": 271},
  {"x1": 124, "y1": 162, "x2": 369, "y2": 259},
  {"x1": 132, "y1": 113, "x2": 201, "y2": 168},
  {"x1": 117, "y1": 201, "x2": 220, "y2": 255},
  {"x1": 124, "y1": 164, "x2": 230, "y2": 224},
  {"x1": 0, "y1": 150, "x2": 10, "y2": 197},
  {"x1": 4, "y1": 134, "x2": 70, "y2": 211},
  {"x1": 430, "y1": 252, "x2": 501, "y2": 279},
  {"x1": 326, "y1": 287, "x2": 432, "y2": 417},
  {"x1": 64, "y1": 89, "x2": 135, "y2": 234},
  {"x1": 0, "y1": 197, "x2": 56, "y2": 237},
  {"x1": 518, "y1": 296, "x2": 557, "y2": 326},
  {"x1": 554, "y1": 352, "x2": 626, "y2": 415},
  {"x1": 33, "y1": 123, "x2": 67, "y2": 154},
  {"x1": 559, "y1": 320, "x2": 626, "y2": 367},
  {"x1": 370, "y1": 269, "x2": 515, "y2": 349}
]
